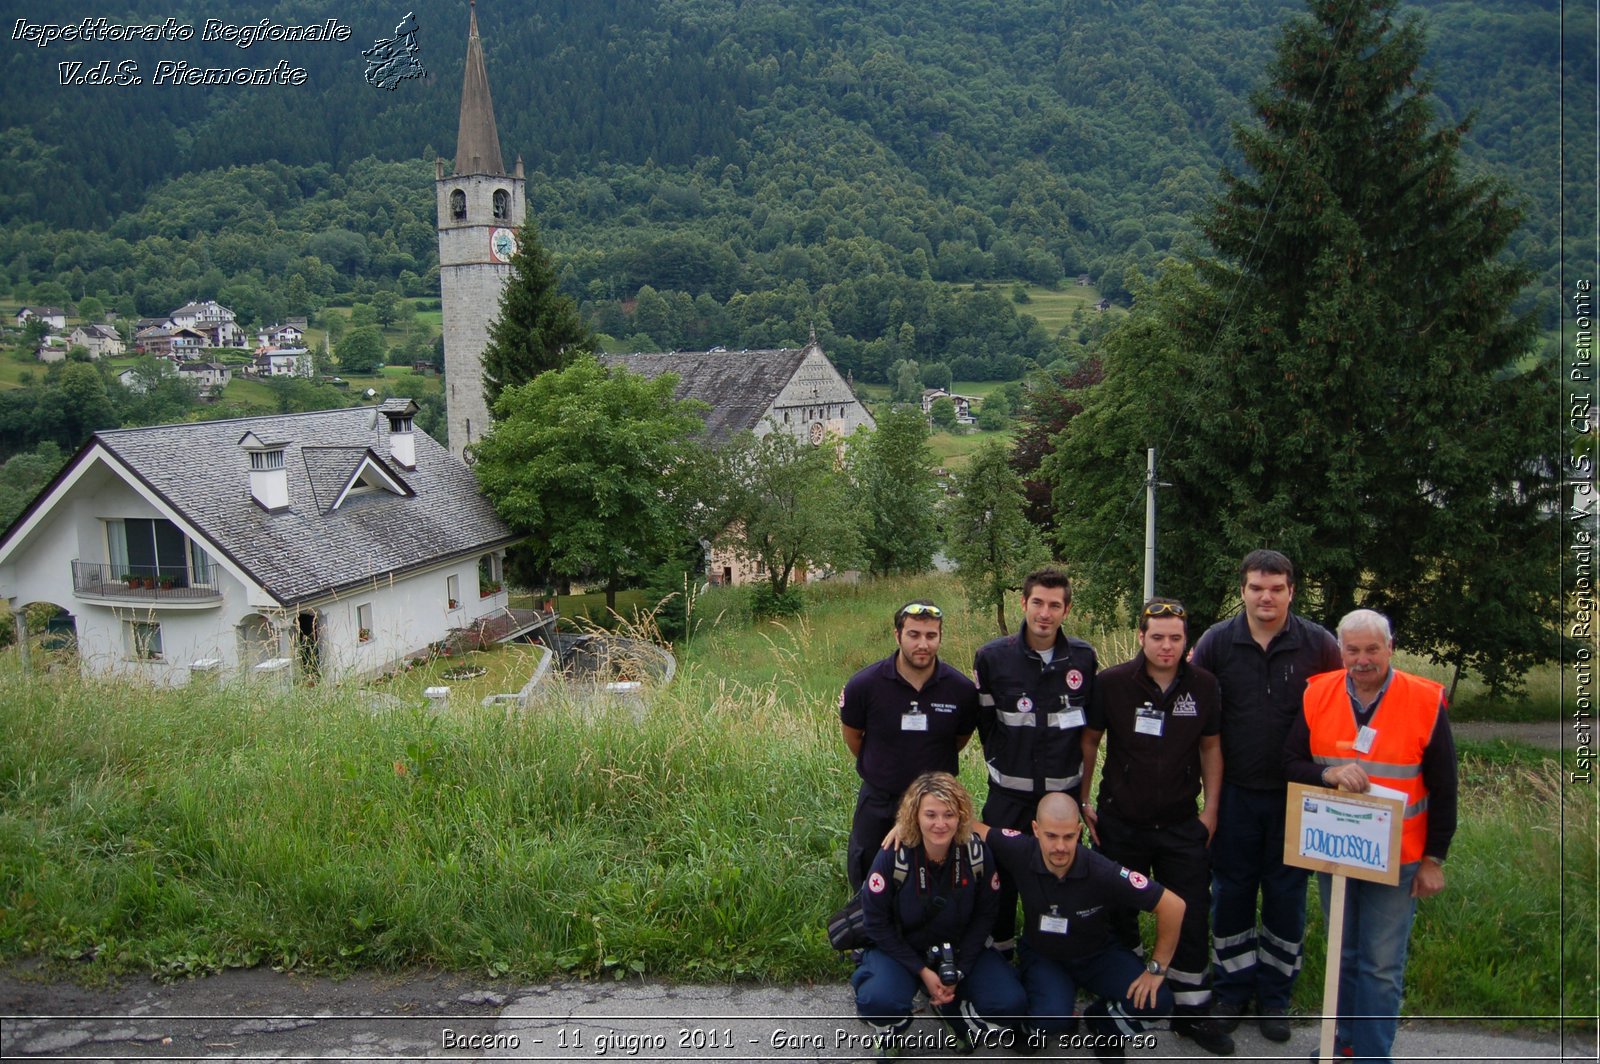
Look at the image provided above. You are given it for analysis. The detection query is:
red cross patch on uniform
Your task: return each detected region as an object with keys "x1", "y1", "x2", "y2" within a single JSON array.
[
  {"x1": 1066, "y1": 669, "x2": 1084, "y2": 690},
  {"x1": 1017, "y1": 695, "x2": 1034, "y2": 712},
  {"x1": 868, "y1": 872, "x2": 887, "y2": 894},
  {"x1": 1127, "y1": 870, "x2": 1148, "y2": 889},
  {"x1": 991, "y1": 872, "x2": 1001, "y2": 891},
  {"x1": 1001, "y1": 828, "x2": 1022, "y2": 837}
]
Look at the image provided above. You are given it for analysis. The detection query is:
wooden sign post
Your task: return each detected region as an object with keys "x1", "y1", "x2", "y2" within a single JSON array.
[{"x1": 1283, "y1": 783, "x2": 1404, "y2": 1063}]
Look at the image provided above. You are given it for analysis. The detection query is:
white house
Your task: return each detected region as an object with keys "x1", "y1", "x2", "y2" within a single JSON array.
[
  {"x1": 170, "y1": 300, "x2": 243, "y2": 347},
  {"x1": 175, "y1": 361, "x2": 232, "y2": 398},
  {"x1": 16, "y1": 306, "x2": 67, "y2": 330},
  {"x1": 0, "y1": 401, "x2": 521, "y2": 687},
  {"x1": 920, "y1": 388, "x2": 978, "y2": 425},
  {"x1": 260, "y1": 323, "x2": 305, "y2": 346},
  {"x1": 254, "y1": 348, "x2": 312, "y2": 378},
  {"x1": 68, "y1": 324, "x2": 125, "y2": 359}
]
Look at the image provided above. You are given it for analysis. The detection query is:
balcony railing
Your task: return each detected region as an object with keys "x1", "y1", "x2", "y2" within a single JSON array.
[{"x1": 71, "y1": 560, "x2": 222, "y2": 603}]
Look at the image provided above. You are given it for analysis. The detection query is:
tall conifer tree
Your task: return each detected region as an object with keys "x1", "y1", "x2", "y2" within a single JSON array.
[
  {"x1": 1052, "y1": 0, "x2": 1557, "y2": 692},
  {"x1": 481, "y1": 219, "x2": 596, "y2": 410}
]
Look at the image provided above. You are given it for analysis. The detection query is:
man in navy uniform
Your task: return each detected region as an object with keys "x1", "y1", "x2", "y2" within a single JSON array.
[
  {"x1": 841, "y1": 600, "x2": 980, "y2": 890},
  {"x1": 977, "y1": 793, "x2": 1182, "y2": 1061},
  {"x1": 973, "y1": 567, "x2": 1098, "y2": 953},
  {"x1": 1081, "y1": 597, "x2": 1232, "y2": 1056},
  {"x1": 1192, "y1": 550, "x2": 1340, "y2": 1041}
]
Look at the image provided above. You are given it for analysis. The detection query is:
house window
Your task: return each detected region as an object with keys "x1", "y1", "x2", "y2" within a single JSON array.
[
  {"x1": 249, "y1": 449, "x2": 285, "y2": 471},
  {"x1": 493, "y1": 189, "x2": 509, "y2": 220},
  {"x1": 356, "y1": 603, "x2": 373, "y2": 642},
  {"x1": 450, "y1": 189, "x2": 466, "y2": 220},
  {"x1": 479, "y1": 554, "x2": 503, "y2": 595},
  {"x1": 447, "y1": 575, "x2": 460, "y2": 609},
  {"x1": 106, "y1": 517, "x2": 191, "y2": 586},
  {"x1": 126, "y1": 620, "x2": 163, "y2": 660}
]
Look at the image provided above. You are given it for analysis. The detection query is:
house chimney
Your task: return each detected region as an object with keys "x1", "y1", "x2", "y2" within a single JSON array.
[
  {"x1": 239, "y1": 431, "x2": 290, "y2": 511},
  {"x1": 379, "y1": 399, "x2": 419, "y2": 470}
]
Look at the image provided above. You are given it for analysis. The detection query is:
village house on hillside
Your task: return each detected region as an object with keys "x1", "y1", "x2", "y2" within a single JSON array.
[
  {"x1": 0, "y1": 401, "x2": 522, "y2": 687},
  {"x1": 919, "y1": 387, "x2": 979, "y2": 425},
  {"x1": 68, "y1": 324, "x2": 125, "y2": 359},
  {"x1": 15, "y1": 306, "x2": 67, "y2": 330}
]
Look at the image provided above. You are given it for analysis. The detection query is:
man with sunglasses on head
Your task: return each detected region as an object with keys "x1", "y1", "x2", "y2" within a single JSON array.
[
  {"x1": 840, "y1": 600, "x2": 980, "y2": 890},
  {"x1": 1080, "y1": 597, "x2": 1233, "y2": 1056},
  {"x1": 972, "y1": 566, "x2": 1098, "y2": 956},
  {"x1": 1191, "y1": 550, "x2": 1340, "y2": 1042}
]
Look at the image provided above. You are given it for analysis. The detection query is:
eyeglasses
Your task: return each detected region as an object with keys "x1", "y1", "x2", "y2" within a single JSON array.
[
  {"x1": 1142, "y1": 602, "x2": 1186, "y2": 618},
  {"x1": 897, "y1": 602, "x2": 943, "y2": 620}
]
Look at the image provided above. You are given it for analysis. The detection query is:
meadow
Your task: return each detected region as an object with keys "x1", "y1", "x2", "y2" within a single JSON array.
[{"x1": 0, "y1": 575, "x2": 1589, "y2": 1027}]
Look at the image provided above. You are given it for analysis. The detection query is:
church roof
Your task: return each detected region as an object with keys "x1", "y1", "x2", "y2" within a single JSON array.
[
  {"x1": 454, "y1": 3, "x2": 506, "y2": 176},
  {"x1": 598, "y1": 348, "x2": 813, "y2": 444}
]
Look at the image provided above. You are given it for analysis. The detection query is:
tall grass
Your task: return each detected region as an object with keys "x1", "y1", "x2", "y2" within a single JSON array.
[{"x1": 0, "y1": 575, "x2": 1589, "y2": 1029}]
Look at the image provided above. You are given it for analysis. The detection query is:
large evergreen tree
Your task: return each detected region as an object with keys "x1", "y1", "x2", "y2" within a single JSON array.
[
  {"x1": 1051, "y1": 0, "x2": 1557, "y2": 693},
  {"x1": 481, "y1": 219, "x2": 596, "y2": 410}
]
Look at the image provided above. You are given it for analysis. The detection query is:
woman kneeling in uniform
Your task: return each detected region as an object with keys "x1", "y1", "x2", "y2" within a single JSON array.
[{"x1": 852, "y1": 771, "x2": 1028, "y2": 1055}]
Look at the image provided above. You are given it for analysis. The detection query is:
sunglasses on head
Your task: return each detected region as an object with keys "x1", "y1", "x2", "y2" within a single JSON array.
[
  {"x1": 1142, "y1": 602, "x2": 1186, "y2": 618},
  {"x1": 898, "y1": 602, "x2": 943, "y2": 620}
]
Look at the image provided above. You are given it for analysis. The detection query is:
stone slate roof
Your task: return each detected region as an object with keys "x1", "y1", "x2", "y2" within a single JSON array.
[
  {"x1": 89, "y1": 406, "x2": 516, "y2": 606},
  {"x1": 599, "y1": 348, "x2": 809, "y2": 443}
]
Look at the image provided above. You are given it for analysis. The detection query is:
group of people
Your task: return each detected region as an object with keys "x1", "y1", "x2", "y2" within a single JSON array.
[{"x1": 838, "y1": 554, "x2": 1458, "y2": 1061}]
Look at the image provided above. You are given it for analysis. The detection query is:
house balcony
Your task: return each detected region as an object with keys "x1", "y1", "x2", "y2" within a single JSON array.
[{"x1": 71, "y1": 561, "x2": 222, "y2": 608}]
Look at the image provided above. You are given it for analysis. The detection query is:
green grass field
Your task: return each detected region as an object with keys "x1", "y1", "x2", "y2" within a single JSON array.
[{"x1": 0, "y1": 573, "x2": 1588, "y2": 1023}]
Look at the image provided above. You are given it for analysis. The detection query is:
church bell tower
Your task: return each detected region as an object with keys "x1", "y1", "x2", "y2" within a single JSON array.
[{"x1": 436, "y1": 1, "x2": 525, "y2": 459}]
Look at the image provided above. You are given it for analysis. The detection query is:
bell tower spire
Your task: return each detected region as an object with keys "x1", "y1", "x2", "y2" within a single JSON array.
[{"x1": 454, "y1": 1, "x2": 505, "y2": 176}]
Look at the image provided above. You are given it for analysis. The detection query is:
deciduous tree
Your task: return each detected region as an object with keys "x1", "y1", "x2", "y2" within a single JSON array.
[
  {"x1": 949, "y1": 440, "x2": 1050, "y2": 635},
  {"x1": 848, "y1": 406, "x2": 941, "y2": 577},
  {"x1": 471, "y1": 356, "x2": 706, "y2": 610}
]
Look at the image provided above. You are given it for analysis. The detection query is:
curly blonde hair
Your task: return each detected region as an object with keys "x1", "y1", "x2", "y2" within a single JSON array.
[{"x1": 894, "y1": 771, "x2": 975, "y2": 849}]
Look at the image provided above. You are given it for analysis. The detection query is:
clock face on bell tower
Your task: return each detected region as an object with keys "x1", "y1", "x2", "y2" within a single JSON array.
[{"x1": 490, "y1": 227, "x2": 517, "y2": 264}]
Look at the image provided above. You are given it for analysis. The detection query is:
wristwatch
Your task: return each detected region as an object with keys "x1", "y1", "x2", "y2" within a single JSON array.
[{"x1": 1146, "y1": 959, "x2": 1167, "y2": 977}]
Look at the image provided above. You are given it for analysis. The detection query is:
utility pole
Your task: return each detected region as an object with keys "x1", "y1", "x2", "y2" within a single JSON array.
[{"x1": 1143, "y1": 448, "x2": 1169, "y2": 602}]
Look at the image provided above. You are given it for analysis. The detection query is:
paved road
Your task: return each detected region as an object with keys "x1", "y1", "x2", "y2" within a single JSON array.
[{"x1": 2, "y1": 965, "x2": 1590, "y2": 1062}]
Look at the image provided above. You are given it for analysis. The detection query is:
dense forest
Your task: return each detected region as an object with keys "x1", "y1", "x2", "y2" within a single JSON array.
[{"x1": 0, "y1": 0, "x2": 1577, "y2": 349}]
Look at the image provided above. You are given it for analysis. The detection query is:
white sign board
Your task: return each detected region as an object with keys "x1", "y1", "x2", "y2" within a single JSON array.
[{"x1": 1283, "y1": 782, "x2": 1403, "y2": 886}]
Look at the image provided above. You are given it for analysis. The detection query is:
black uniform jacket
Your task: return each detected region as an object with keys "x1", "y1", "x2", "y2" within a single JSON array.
[
  {"x1": 987, "y1": 828, "x2": 1164, "y2": 965},
  {"x1": 974, "y1": 627, "x2": 1099, "y2": 797},
  {"x1": 861, "y1": 840, "x2": 1000, "y2": 979},
  {"x1": 1087, "y1": 655, "x2": 1221, "y2": 828}
]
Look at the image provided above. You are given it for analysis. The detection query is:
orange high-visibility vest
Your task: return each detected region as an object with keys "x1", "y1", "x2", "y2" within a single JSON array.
[{"x1": 1303, "y1": 668, "x2": 1444, "y2": 865}]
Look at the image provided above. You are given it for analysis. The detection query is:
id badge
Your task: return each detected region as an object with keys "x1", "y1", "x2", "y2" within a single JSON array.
[
  {"x1": 1354, "y1": 725, "x2": 1378, "y2": 754},
  {"x1": 1134, "y1": 703, "x2": 1164, "y2": 737},
  {"x1": 902, "y1": 713, "x2": 929, "y2": 732},
  {"x1": 1039, "y1": 913, "x2": 1070, "y2": 934},
  {"x1": 1054, "y1": 704, "x2": 1087, "y2": 729}
]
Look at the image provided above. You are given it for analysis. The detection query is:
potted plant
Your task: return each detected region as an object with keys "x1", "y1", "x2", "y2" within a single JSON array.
[
  {"x1": 358, "y1": 627, "x2": 372, "y2": 643},
  {"x1": 447, "y1": 598, "x2": 459, "y2": 609},
  {"x1": 158, "y1": 576, "x2": 176, "y2": 590},
  {"x1": 479, "y1": 580, "x2": 502, "y2": 597}
]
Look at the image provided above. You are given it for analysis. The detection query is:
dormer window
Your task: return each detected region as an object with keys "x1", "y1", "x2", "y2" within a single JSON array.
[
  {"x1": 450, "y1": 189, "x2": 467, "y2": 220},
  {"x1": 493, "y1": 189, "x2": 509, "y2": 220}
]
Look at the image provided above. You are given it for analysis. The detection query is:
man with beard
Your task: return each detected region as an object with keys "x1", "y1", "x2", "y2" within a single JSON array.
[{"x1": 841, "y1": 600, "x2": 980, "y2": 890}]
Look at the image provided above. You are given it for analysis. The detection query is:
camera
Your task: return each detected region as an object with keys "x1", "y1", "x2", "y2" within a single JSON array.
[{"x1": 926, "y1": 942, "x2": 959, "y2": 986}]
